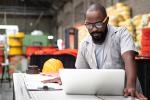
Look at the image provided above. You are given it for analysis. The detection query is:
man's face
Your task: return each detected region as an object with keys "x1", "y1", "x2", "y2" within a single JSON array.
[{"x1": 85, "y1": 11, "x2": 108, "y2": 44}]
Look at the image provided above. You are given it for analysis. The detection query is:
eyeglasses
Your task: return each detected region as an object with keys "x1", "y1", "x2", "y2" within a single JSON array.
[{"x1": 85, "y1": 16, "x2": 108, "y2": 30}]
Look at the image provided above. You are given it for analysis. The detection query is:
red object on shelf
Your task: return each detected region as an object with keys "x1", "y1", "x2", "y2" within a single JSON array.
[
  {"x1": 34, "y1": 48, "x2": 58, "y2": 55},
  {"x1": 26, "y1": 46, "x2": 41, "y2": 56},
  {"x1": 0, "y1": 56, "x2": 4, "y2": 63},
  {"x1": 26, "y1": 46, "x2": 77, "y2": 57},
  {"x1": 141, "y1": 52, "x2": 150, "y2": 56},
  {"x1": 141, "y1": 40, "x2": 150, "y2": 46},
  {"x1": 142, "y1": 28, "x2": 150, "y2": 36},
  {"x1": 0, "y1": 49, "x2": 4, "y2": 56},
  {"x1": 41, "y1": 47, "x2": 58, "y2": 54},
  {"x1": 148, "y1": 16, "x2": 150, "y2": 21},
  {"x1": 140, "y1": 28, "x2": 150, "y2": 56},
  {"x1": 26, "y1": 46, "x2": 58, "y2": 56},
  {"x1": 52, "y1": 49, "x2": 78, "y2": 57}
]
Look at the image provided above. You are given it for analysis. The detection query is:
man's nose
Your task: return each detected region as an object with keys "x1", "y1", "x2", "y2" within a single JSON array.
[
  {"x1": 92, "y1": 26, "x2": 98, "y2": 32},
  {"x1": 91, "y1": 26, "x2": 103, "y2": 32}
]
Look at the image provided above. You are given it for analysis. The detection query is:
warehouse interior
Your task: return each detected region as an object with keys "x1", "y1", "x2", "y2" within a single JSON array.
[{"x1": 0, "y1": 0, "x2": 150, "y2": 100}]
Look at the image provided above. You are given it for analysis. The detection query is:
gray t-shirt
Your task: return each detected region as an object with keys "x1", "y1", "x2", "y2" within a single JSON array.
[{"x1": 94, "y1": 43, "x2": 105, "y2": 69}]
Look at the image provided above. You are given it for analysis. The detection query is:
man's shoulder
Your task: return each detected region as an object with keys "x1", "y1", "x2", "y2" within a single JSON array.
[
  {"x1": 109, "y1": 25, "x2": 130, "y2": 35},
  {"x1": 108, "y1": 25, "x2": 130, "y2": 43},
  {"x1": 78, "y1": 35, "x2": 92, "y2": 51},
  {"x1": 109, "y1": 25, "x2": 128, "y2": 35}
]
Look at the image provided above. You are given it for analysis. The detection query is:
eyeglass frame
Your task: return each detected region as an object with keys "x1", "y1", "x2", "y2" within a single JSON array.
[{"x1": 85, "y1": 16, "x2": 108, "y2": 30}]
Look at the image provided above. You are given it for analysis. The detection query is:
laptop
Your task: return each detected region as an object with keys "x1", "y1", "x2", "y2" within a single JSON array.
[{"x1": 59, "y1": 69, "x2": 125, "y2": 96}]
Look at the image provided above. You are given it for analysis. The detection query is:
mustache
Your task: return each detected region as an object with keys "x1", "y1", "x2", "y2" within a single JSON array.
[
  {"x1": 92, "y1": 33, "x2": 100, "y2": 37},
  {"x1": 90, "y1": 32, "x2": 103, "y2": 38},
  {"x1": 91, "y1": 31, "x2": 101, "y2": 34},
  {"x1": 90, "y1": 31, "x2": 107, "y2": 44}
]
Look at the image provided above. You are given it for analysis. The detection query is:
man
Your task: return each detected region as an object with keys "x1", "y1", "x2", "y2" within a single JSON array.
[
  {"x1": 42, "y1": 3, "x2": 147, "y2": 100},
  {"x1": 76, "y1": 3, "x2": 147, "y2": 100}
]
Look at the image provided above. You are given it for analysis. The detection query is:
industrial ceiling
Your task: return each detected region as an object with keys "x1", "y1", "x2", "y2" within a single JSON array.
[{"x1": 0, "y1": 0, "x2": 71, "y2": 17}]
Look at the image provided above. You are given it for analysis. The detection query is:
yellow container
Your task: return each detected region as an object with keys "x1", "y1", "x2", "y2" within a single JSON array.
[
  {"x1": 8, "y1": 32, "x2": 24, "y2": 46},
  {"x1": 8, "y1": 38, "x2": 22, "y2": 46},
  {"x1": 9, "y1": 47, "x2": 22, "y2": 55},
  {"x1": 8, "y1": 32, "x2": 24, "y2": 38}
]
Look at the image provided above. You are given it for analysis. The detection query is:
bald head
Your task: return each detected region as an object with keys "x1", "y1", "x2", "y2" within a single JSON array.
[{"x1": 86, "y1": 3, "x2": 107, "y2": 18}]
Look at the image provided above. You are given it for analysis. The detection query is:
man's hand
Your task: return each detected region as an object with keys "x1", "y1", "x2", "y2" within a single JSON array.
[
  {"x1": 124, "y1": 87, "x2": 147, "y2": 100},
  {"x1": 41, "y1": 77, "x2": 62, "y2": 85},
  {"x1": 122, "y1": 51, "x2": 147, "y2": 100}
]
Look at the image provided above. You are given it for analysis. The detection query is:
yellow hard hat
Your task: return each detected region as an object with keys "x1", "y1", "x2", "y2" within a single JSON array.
[{"x1": 42, "y1": 58, "x2": 64, "y2": 73}]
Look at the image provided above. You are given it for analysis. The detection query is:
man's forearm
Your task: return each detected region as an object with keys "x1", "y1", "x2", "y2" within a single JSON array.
[
  {"x1": 122, "y1": 51, "x2": 137, "y2": 88},
  {"x1": 125, "y1": 64, "x2": 137, "y2": 88}
]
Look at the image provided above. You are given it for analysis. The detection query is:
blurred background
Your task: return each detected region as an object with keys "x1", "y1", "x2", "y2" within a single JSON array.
[{"x1": 0, "y1": 0, "x2": 150, "y2": 100}]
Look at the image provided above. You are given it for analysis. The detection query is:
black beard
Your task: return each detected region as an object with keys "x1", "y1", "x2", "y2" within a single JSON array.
[{"x1": 90, "y1": 28, "x2": 108, "y2": 44}]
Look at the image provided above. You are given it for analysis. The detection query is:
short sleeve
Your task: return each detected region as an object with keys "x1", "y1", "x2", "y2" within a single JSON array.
[
  {"x1": 75, "y1": 41, "x2": 90, "y2": 69},
  {"x1": 120, "y1": 28, "x2": 137, "y2": 55}
]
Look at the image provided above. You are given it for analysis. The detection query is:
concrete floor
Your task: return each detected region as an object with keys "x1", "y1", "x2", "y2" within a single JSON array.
[{"x1": 0, "y1": 81, "x2": 13, "y2": 100}]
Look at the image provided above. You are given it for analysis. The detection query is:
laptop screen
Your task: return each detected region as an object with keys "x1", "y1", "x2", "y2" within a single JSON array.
[{"x1": 59, "y1": 69, "x2": 125, "y2": 96}]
